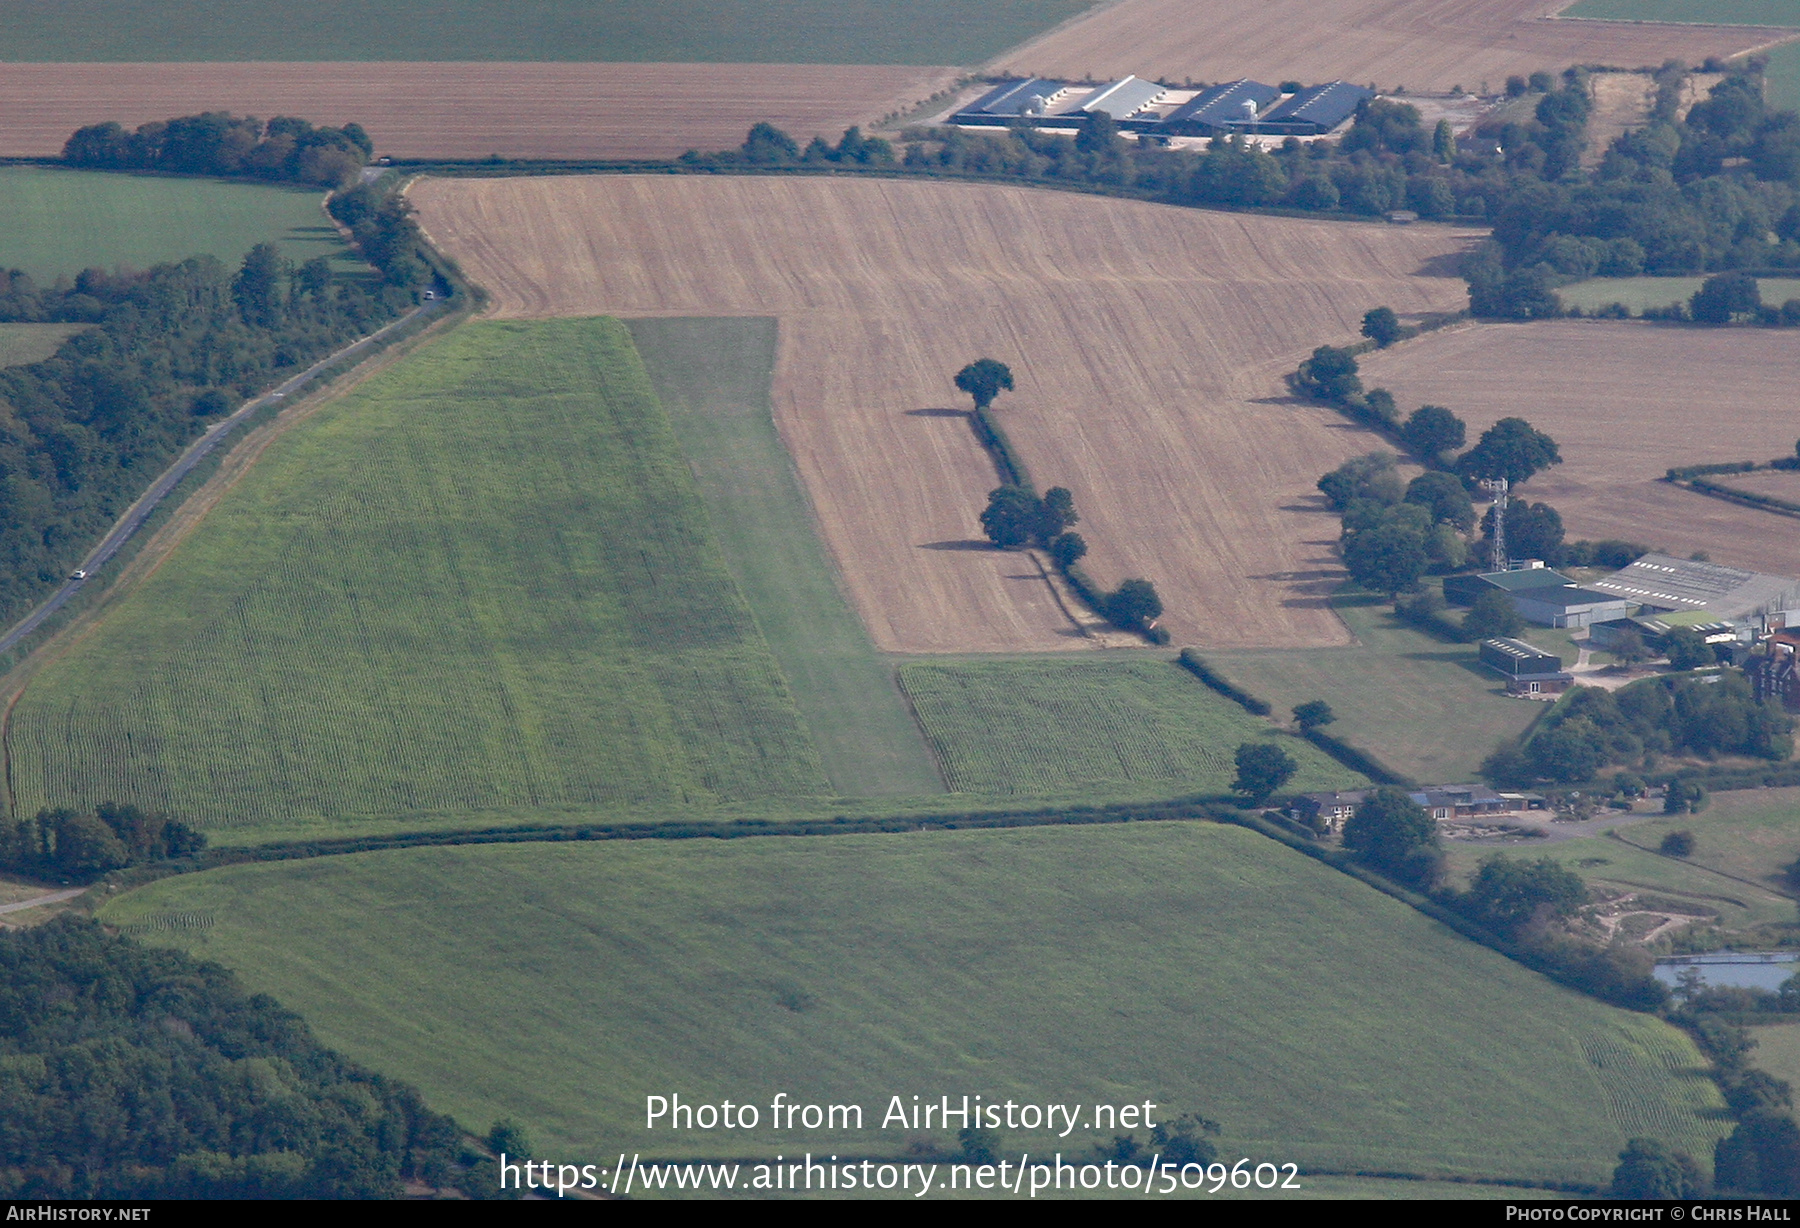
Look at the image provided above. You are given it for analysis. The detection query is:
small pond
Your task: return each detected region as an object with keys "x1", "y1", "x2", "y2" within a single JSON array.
[{"x1": 1654, "y1": 952, "x2": 1800, "y2": 992}]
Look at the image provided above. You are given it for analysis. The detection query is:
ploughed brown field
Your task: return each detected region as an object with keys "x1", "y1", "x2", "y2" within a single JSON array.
[
  {"x1": 1357, "y1": 321, "x2": 1800, "y2": 579},
  {"x1": 414, "y1": 175, "x2": 1477, "y2": 653},
  {"x1": 0, "y1": 63, "x2": 958, "y2": 161},
  {"x1": 992, "y1": 0, "x2": 1797, "y2": 95}
]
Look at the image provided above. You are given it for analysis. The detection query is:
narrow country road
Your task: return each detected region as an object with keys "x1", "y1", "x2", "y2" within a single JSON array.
[
  {"x1": 0, "y1": 297, "x2": 444, "y2": 659},
  {"x1": 0, "y1": 888, "x2": 84, "y2": 916}
]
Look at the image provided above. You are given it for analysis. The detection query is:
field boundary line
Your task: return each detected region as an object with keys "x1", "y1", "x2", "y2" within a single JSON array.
[{"x1": 1605, "y1": 829, "x2": 1796, "y2": 901}]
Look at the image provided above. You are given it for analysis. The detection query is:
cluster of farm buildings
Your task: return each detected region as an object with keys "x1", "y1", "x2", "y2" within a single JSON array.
[
  {"x1": 1289, "y1": 554, "x2": 1800, "y2": 835},
  {"x1": 1446, "y1": 553, "x2": 1800, "y2": 705},
  {"x1": 952, "y1": 76, "x2": 1375, "y2": 139}
]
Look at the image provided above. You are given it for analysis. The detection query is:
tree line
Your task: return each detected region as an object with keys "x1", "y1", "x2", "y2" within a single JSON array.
[
  {"x1": 0, "y1": 803, "x2": 204, "y2": 880},
  {"x1": 64, "y1": 112, "x2": 373, "y2": 189},
  {"x1": 958, "y1": 359, "x2": 1166, "y2": 638}
]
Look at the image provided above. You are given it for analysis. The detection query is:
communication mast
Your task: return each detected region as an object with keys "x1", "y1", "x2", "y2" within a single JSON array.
[{"x1": 1480, "y1": 477, "x2": 1509, "y2": 572}]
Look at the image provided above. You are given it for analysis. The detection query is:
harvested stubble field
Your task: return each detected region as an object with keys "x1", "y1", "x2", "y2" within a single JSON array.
[
  {"x1": 0, "y1": 63, "x2": 959, "y2": 162},
  {"x1": 413, "y1": 174, "x2": 1478, "y2": 653},
  {"x1": 100, "y1": 823, "x2": 1728, "y2": 1182},
  {"x1": 1356, "y1": 321, "x2": 1800, "y2": 579},
  {"x1": 991, "y1": 0, "x2": 1797, "y2": 95},
  {"x1": 897, "y1": 655, "x2": 1362, "y2": 797},
  {"x1": 4, "y1": 317, "x2": 830, "y2": 831}
]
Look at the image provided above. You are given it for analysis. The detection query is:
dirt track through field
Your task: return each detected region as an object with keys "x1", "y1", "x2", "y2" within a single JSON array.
[
  {"x1": 0, "y1": 63, "x2": 959, "y2": 161},
  {"x1": 413, "y1": 175, "x2": 1478, "y2": 653},
  {"x1": 1357, "y1": 321, "x2": 1800, "y2": 579},
  {"x1": 993, "y1": 0, "x2": 1798, "y2": 94}
]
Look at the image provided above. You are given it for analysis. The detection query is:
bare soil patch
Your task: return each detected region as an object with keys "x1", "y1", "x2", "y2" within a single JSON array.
[
  {"x1": 992, "y1": 0, "x2": 1796, "y2": 95},
  {"x1": 1584, "y1": 70, "x2": 1722, "y2": 167},
  {"x1": 413, "y1": 175, "x2": 1476, "y2": 653},
  {"x1": 0, "y1": 63, "x2": 959, "y2": 161},
  {"x1": 1357, "y1": 321, "x2": 1800, "y2": 578}
]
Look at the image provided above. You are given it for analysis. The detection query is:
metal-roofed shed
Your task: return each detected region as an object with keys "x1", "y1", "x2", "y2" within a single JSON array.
[
  {"x1": 1588, "y1": 553, "x2": 1800, "y2": 623},
  {"x1": 1479, "y1": 637, "x2": 1562, "y2": 677},
  {"x1": 1511, "y1": 584, "x2": 1634, "y2": 629},
  {"x1": 1079, "y1": 75, "x2": 1167, "y2": 119},
  {"x1": 1161, "y1": 79, "x2": 1281, "y2": 135},
  {"x1": 1253, "y1": 81, "x2": 1373, "y2": 134},
  {"x1": 954, "y1": 78, "x2": 1070, "y2": 124},
  {"x1": 1443, "y1": 567, "x2": 1573, "y2": 607}
]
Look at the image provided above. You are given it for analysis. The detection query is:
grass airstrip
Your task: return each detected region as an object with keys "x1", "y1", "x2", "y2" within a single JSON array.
[{"x1": 101, "y1": 822, "x2": 1729, "y2": 1187}]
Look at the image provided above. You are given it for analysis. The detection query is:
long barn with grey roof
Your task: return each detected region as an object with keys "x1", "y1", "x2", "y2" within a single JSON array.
[
  {"x1": 953, "y1": 78, "x2": 1070, "y2": 124},
  {"x1": 1162, "y1": 79, "x2": 1282, "y2": 136},
  {"x1": 1249, "y1": 81, "x2": 1373, "y2": 134},
  {"x1": 1588, "y1": 553, "x2": 1800, "y2": 624}
]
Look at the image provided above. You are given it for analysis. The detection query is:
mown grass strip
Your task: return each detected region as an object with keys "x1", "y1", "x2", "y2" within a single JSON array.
[{"x1": 627, "y1": 316, "x2": 942, "y2": 798}]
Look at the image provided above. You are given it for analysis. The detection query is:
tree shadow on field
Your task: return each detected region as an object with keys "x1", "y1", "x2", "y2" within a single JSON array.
[
  {"x1": 1415, "y1": 247, "x2": 1479, "y2": 279},
  {"x1": 918, "y1": 539, "x2": 994, "y2": 551},
  {"x1": 905, "y1": 407, "x2": 969, "y2": 418},
  {"x1": 1250, "y1": 563, "x2": 1346, "y2": 611}
]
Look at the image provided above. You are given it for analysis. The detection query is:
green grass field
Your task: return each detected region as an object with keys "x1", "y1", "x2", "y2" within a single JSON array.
[
  {"x1": 0, "y1": 322, "x2": 85, "y2": 367},
  {"x1": 1563, "y1": 0, "x2": 1799, "y2": 24},
  {"x1": 5, "y1": 317, "x2": 831, "y2": 833},
  {"x1": 1557, "y1": 276, "x2": 1800, "y2": 315},
  {"x1": 1748, "y1": 1023, "x2": 1800, "y2": 1093},
  {"x1": 100, "y1": 822, "x2": 1728, "y2": 1185},
  {"x1": 629, "y1": 317, "x2": 942, "y2": 798},
  {"x1": 0, "y1": 167, "x2": 357, "y2": 282},
  {"x1": 1604, "y1": 787, "x2": 1800, "y2": 897},
  {"x1": 1205, "y1": 594, "x2": 1541, "y2": 785},
  {"x1": 898, "y1": 655, "x2": 1361, "y2": 798},
  {"x1": 0, "y1": 1, "x2": 1092, "y2": 63}
]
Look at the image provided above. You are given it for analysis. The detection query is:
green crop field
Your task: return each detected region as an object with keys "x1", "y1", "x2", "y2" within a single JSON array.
[
  {"x1": 0, "y1": 322, "x2": 85, "y2": 367},
  {"x1": 629, "y1": 317, "x2": 942, "y2": 798},
  {"x1": 5, "y1": 316, "x2": 831, "y2": 834},
  {"x1": 1557, "y1": 276, "x2": 1800, "y2": 315},
  {"x1": 0, "y1": 1, "x2": 1093, "y2": 64},
  {"x1": 0, "y1": 166, "x2": 357, "y2": 283},
  {"x1": 898, "y1": 655, "x2": 1361, "y2": 798},
  {"x1": 100, "y1": 822, "x2": 1728, "y2": 1185},
  {"x1": 1603, "y1": 787, "x2": 1800, "y2": 896},
  {"x1": 1205, "y1": 594, "x2": 1540, "y2": 785}
]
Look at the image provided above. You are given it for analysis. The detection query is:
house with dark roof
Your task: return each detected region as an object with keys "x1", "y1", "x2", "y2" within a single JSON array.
[
  {"x1": 1290, "y1": 784, "x2": 1540, "y2": 833},
  {"x1": 1750, "y1": 629, "x2": 1800, "y2": 712},
  {"x1": 1478, "y1": 637, "x2": 1574, "y2": 696}
]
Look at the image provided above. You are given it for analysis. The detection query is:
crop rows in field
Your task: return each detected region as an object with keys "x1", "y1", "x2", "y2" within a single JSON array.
[
  {"x1": 897, "y1": 656, "x2": 1362, "y2": 797},
  {"x1": 1581, "y1": 1026, "x2": 1730, "y2": 1160},
  {"x1": 6, "y1": 317, "x2": 829, "y2": 829}
]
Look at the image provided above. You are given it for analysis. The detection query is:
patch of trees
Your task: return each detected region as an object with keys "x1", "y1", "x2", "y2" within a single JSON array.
[
  {"x1": 1317, "y1": 452, "x2": 1472, "y2": 594},
  {"x1": 684, "y1": 123, "x2": 897, "y2": 169},
  {"x1": 0, "y1": 916, "x2": 477, "y2": 1198},
  {"x1": 0, "y1": 803, "x2": 203, "y2": 881},
  {"x1": 0, "y1": 249, "x2": 409, "y2": 621},
  {"x1": 1484, "y1": 671, "x2": 1794, "y2": 786},
  {"x1": 1341, "y1": 785, "x2": 1443, "y2": 889},
  {"x1": 326, "y1": 182, "x2": 437, "y2": 290},
  {"x1": 1676, "y1": 1016, "x2": 1800, "y2": 1197},
  {"x1": 64, "y1": 112, "x2": 373, "y2": 189},
  {"x1": 1474, "y1": 63, "x2": 1800, "y2": 318},
  {"x1": 1232, "y1": 742, "x2": 1296, "y2": 803}
]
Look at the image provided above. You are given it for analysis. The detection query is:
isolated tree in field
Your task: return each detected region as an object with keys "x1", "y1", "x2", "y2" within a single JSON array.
[
  {"x1": 1233, "y1": 742, "x2": 1297, "y2": 803},
  {"x1": 1292, "y1": 345, "x2": 1362, "y2": 404},
  {"x1": 1690, "y1": 270, "x2": 1760, "y2": 324},
  {"x1": 1361, "y1": 306, "x2": 1403, "y2": 348},
  {"x1": 1399, "y1": 404, "x2": 1466, "y2": 460},
  {"x1": 1293, "y1": 700, "x2": 1336, "y2": 731},
  {"x1": 980, "y1": 485, "x2": 1039, "y2": 549},
  {"x1": 1104, "y1": 578, "x2": 1162, "y2": 629},
  {"x1": 1660, "y1": 830, "x2": 1695, "y2": 857},
  {"x1": 1457, "y1": 417, "x2": 1562, "y2": 485},
  {"x1": 1611, "y1": 1138, "x2": 1704, "y2": 1200},
  {"x1": 955, "y1": 358, "x2": 1014, "y2": 410},
  {"x1": 1342, "y1": 786, "x2": 1442, "y2": 887}
]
